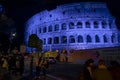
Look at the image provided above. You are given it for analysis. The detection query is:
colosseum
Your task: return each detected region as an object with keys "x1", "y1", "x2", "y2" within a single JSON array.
[{"x1": 25, "y1": 2, "x2": 120, "y2": 53}]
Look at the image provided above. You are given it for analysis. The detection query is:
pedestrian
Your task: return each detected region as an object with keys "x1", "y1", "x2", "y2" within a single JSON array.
[
  {"x1": 61, "y1": 50, "x2": 67, "y2": 62},
  {"x1": 16, "y1": 56, "x2": 20, "y2": 75},
  {"x1": 35, "y1": 57, "x2": 48, "y2": 79},
  {"x1": 39, "y1": 57, "x2": 48, "y2": 78},
  {"x1": 11, "y1": 55, "x2": 17, "y2": 75},
  {"x1": 93, "y1": 59, "x2": 112, "y2": 80},
  {"x1": 8, "y1": 56, "x2": 13, "y2": 73},
  {"x1": 1, "y1": 57, "x2": 8, "y2": 70},
  {"x1": 56, "y1": 54, "x2": 60, "y2": 62},
  {"x1": 0, "y1": 55, "x2": 4, "y2": 69},
  {"x1": 35, "y1": 57, "x2": 42, "y2": 79},
  {"x1": 80, "y1": 58, "x2": 94, "y2": 80},
  {"x1": 19, "y1": 55, "x2": 24, "y2": 76},
  {"x1": 109, "y1": 60, "x2": 120, "y2": 80}
]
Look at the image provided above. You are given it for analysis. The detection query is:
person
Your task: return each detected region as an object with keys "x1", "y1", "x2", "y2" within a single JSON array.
[
  {"x1": 109, "y1": 60, "x2": 120, "y2": 80},
  {"x1": 35, "y1": 57, "x2": 48, "y2": 79},
  {"x1": 19, "y1": 55, "x2": 24, "y2": 76},
  {"x1": 35, "y1": 57, "x2": 42, "y2": 78},
  {"x1": 56, "y1": 53, "x2": 60, "y2": 62},
  {"x1": 61, "y1": 50, "x2": 68, "y2": 62},
  {"x1": 80, "y1": 58, "x2": 94, "y2": 80},
  {"x1": 93, "y1": 59, "x2": 112, "y2": 80},
  {"x1": 0, "y1": 55, "x2": 3, "y2": 69},
  {"x1": 1, "y1": 57, "x2": 8, "y2": 70},
  {"x1": 15, "y1": 55, "x2": 20, "y2": 75},
  {"x1": 8, "y1": 56, "x2": 13, "y2": 74},
  {"x1": 39, "y1": 57, "x2": 48, "y2": 77}
]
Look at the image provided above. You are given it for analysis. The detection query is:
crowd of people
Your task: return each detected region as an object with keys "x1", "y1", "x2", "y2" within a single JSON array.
[
  {"x1": 0, "y1": 54, "x2": 24, "y2": 79},
  {"x1": 0, "y1": 46, "x2": 120, "y2": 80},
  {"x1": 0, "y1": 46, "x2": 25, "y2": 79},
  {"x1": 80, "y1": 58, "x2": 120, "y2": 80}
]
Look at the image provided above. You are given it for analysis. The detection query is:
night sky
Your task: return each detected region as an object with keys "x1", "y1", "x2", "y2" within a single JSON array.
[{"x1": 1, "y1": 0, "x2": 120, "y2": 40}]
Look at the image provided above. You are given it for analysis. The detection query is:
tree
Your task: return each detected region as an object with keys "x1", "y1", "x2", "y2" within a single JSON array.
[
  {"x1": 28, "y1": 34, "x2": 43, "y2": 80},
  {"x1": 28, "y1": 34, "x2": 43, "y2": 52},
  {"x1": 28, "y1": 34, "x2": 40, "y2": 48}
]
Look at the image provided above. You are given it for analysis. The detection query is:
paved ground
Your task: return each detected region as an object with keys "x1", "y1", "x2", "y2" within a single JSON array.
[
  {"x1": 0, "y1": 70, "x2": 62, "y2": 80},
  {"x1": 0, "y1": 58, "x2": 83, "y2": 80},
  {"x1": 47, "y1": 63, "x2": 83, "y2": 80}
]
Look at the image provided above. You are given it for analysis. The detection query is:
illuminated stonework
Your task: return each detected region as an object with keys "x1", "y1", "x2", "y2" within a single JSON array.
[{"x1": 25, "y1": 2, "x2": 120, "y2": 52}]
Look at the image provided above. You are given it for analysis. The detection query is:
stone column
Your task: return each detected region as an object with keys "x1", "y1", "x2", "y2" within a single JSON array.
[
  {"x1": 91, "y1": 21, "x2": 94, "y2": 29},
  {"x1": 82, "y1": 21, "x2": 85, "y2": 28},
  {"x1": 99, "y1": 21, "x2": 102, "y2": 29}
]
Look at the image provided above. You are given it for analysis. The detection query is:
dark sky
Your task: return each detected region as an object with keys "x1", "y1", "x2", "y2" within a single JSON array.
[{"x1": 1, "y1": 0, "x2": 120, "y2": 40}]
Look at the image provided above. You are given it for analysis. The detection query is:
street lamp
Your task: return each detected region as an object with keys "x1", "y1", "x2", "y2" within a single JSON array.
[{"x1": 9, "y1": 32, "x2": 17, "y2": 52}]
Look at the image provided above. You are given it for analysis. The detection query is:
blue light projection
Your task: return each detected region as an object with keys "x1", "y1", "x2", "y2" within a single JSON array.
[{"x1": 25, "y1": 2, "x2": 120, "y2": 53}]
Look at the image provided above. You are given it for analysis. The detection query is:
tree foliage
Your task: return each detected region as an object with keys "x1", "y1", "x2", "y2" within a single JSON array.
[{"x1": 28, "y1": 34, "x2": 40, "y2": 48}]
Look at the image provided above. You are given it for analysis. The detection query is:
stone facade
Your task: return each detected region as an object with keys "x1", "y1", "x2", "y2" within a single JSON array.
[{"x1": 25, "y1": 2, "x2": 120, "y2": 53}]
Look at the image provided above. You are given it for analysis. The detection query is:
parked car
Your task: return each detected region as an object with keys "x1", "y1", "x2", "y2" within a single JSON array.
[{"x1": 46, "y1": 57, "x2": 56, "y2": 64}]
